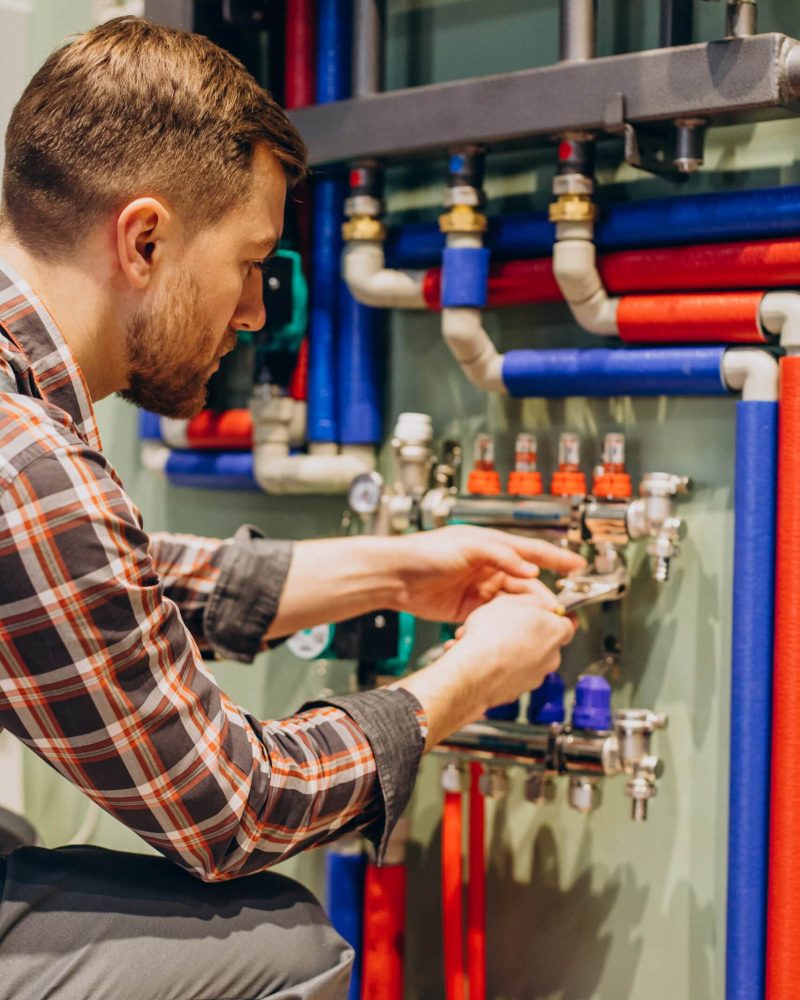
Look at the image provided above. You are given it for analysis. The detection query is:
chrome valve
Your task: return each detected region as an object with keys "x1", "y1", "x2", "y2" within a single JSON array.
[
  {"x1": 626, "y1": 472, "x2": 691, "y2": 582},
  {"x1": 614, "y1": 708, "x2": 668, "y2": 821}
]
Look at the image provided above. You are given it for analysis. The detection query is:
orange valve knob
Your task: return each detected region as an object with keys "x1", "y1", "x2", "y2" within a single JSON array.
[
  {"x1": 551, "y1": 431, "x2": 587, "y2": 496},
  {"x1": 467, "y1": 432, "x2": 502, "y2": 495},
  {"x1": 508, "y1": 431, "x2": 543, "y2": 496},
  {"x1": 592, "y1": 432, "x2": 632, "y2": 498}
]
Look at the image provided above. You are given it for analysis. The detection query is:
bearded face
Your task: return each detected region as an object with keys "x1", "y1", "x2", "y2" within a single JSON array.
[{"x1": 119, "y1": 270, "x2": 234, "y2": 419}]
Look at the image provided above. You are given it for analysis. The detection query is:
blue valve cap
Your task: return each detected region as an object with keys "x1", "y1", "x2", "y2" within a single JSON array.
[
  {"x1": 572, "y1": 675, "x2": 613, "y2": 731},
  {"x1": 528, "y1": 672, "x2": 565, "y2": 725},
  {"x1": 485, "y1": 699, "x2": 520, "y2": 722}
]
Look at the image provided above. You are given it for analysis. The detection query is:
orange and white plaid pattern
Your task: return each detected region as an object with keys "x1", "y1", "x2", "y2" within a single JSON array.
[{"x1": 0, "y1": 259, "x2": 425, "y2": 879}]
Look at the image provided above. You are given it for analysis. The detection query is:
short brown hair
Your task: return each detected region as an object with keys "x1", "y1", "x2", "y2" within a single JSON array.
[{"x1": 2, "y1": 16, "x2": 307, "y2": 261}]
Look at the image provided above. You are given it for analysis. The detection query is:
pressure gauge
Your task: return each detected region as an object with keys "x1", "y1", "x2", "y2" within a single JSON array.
[
  {"x1": 348, "y1": 472, "x2": 384, "y2": 516},
  {"x1": 287, "y1": 624, "x2": 335, "y2": 661}
]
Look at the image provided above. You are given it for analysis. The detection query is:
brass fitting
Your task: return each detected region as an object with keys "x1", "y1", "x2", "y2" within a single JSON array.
[
  {"x1": 548, "y1": 194, "x2": 598, "y2": 224},
  {"x1": 438, "y1": 203, "x2": 488, "y2": 235},
  {"x1": 342, "y1": 215, "x2": 386, "y2": 242}
]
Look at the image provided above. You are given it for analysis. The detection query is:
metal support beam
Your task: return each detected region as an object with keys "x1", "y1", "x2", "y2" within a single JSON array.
[
  {"x1": 289, "y1": 33, "x2": 800, "y2": 166},
  {"x1": 143, "y1": 0, "x2": 193, "y2": 30}
]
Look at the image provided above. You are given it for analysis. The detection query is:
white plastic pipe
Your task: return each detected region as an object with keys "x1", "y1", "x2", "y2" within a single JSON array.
[
  {"x1": 252, "y1": 393, "x2": 375, "y2": 494},
  {"x1": 441, "y1": 308, "x2": 506, "y2": 394},
  {"x1": 254, "y1": 442, "x2": 375, "y2": 495},
  {"x1": 552, "y1": 232, "x2": 619, "y2": 336},
  {"x1": 343, "y1": 241, "x2": 427, "y2": 309},
  {"x1": 760, "y1": 291, "x2": 800, "y2": 354},
  {"x1": 722, "y1": 348, "x2": 779, "y2": 402},
  {"x1": 160, "y1": 417, "x2": 190, "y2": 449}
]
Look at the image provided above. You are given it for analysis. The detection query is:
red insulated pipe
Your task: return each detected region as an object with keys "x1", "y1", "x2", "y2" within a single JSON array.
[
  {"x1": 422, "y1": 237, "x2": 800, "y2": 314},
  {"x1": 617, "y1": 292, "x2": 767, "y2": 344},
  {"x1": 443, "y1": 789, "x2": 466, "y2": 1000},
  {"x1": 601, "y1": 237, "x2": 800, "y2": 293},
  {"x1": 186, "y1": 409, "x2": 253, "y2": 449},
  {"x1": 467, "y1": 763, "x2": 486, "y2": 1000},
  {"x1": 766, "y1": 355, "x2": 800, "y2": 999},
  {"x1": 360, "y1": 863, "x2": 406, "y2": 1000},
  {"x1": 423, "y1": 258, "x2": 561, "y2": 310},
  {"x1": 290, "y1": 336, "x2": 310, "y2": 401},
  {"x1": 285, "y1": 0, "x2": 315, "y2": 109}
]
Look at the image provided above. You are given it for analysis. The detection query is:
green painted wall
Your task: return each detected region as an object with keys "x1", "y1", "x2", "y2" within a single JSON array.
[{"x1": 8, "y1": 1, "x2": 800, "y2": 997}]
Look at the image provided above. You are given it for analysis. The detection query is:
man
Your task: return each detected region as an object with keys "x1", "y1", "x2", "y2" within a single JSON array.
[{"x1": 0, "y1": 17, "x2": 580, "y2": 1000}]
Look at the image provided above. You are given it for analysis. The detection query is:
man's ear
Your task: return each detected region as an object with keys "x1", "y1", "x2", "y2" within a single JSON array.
[{"x1": 116, "y1": 198, "x2": 173, "y2": 289}]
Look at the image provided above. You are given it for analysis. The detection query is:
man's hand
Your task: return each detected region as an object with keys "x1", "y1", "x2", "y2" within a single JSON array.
[
  {"x1": 267, "y1": 526, "x2": 585, "y2": 639},
  {"x1": 390, "y1": 525, "x2": 586, "y2": 623},
  {"x1": 394, "y1": 592, "x2": 577, "y2": 748}
]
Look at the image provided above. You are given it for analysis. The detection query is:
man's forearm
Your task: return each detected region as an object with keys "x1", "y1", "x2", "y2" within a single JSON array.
[{"x1": 266, "y1": 535, "x2": 406, "y2": 638}]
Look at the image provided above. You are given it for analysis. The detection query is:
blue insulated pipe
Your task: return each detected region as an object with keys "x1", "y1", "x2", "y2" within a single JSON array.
[
  {"x1": 164, "y1": 451, "x2": 259, "y2": 491},
  {"x1": 326, "y1": 846, "x2": 366, "y2": 1000},
  {"x1": 309, "y1": 176, "x2": 345, "y2": 443},
  {"x1": 138, "y1": 410, "x2": 162, "y2": 441},
  {"x1": 502, "y1": 346, "x2": 730, "y2": 398},
  {"x1": 339, "y1": 286, "x2": 382, "y2": 444},
  {"x1": 386, "y1": 184, "x2": 800, "y2": 268},
  {"x1": 317, "y1": 0, "x2": 351, "y2": 104},
  {"x1": 726, "y1": 400, "x2": 778, "y2": 1000},
  {"x1": 308, "y1": 0, "x2": 355, "y2": 444}
]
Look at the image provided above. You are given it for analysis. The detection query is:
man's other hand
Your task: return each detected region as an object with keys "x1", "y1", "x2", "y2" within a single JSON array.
[{"x1": 391, "y1": 525, "x2": 586, "y2": 623}]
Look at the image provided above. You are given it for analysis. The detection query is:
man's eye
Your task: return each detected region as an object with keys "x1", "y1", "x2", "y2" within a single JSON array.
[{"x1": 248, "y1": 258, "x2": 271, "y2": 275}]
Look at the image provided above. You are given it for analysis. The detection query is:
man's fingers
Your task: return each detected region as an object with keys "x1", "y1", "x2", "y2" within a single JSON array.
[
  {"x1": 501, "y1": 576, "x2": 560, "y2": 609},
  {"x1": 480, "y1": 531, "x2": 586, "y2": 575}
]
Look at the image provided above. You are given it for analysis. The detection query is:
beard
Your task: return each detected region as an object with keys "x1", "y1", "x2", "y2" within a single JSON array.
[{"x1": 119, "y1": 271, "x2": 222, "y2": 419}]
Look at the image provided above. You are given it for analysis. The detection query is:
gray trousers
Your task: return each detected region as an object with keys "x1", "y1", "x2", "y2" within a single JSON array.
[{"x1": 0, "y1": 846, "x2": 353, "y2": 1000}]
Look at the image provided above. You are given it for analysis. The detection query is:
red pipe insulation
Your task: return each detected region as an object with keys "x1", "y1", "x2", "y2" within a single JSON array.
[
  {"x1": 443, "y1": 788, "x2": 466, "y2": 1000},
  {"x1": 766, "y1": 355, "x2": 800, "y2": 999},
  {"x1": 284, "y1": 0, "x2": 315, "y2": 109},
  {"x1": 186, "y1": 409, "x2": 252, "y2": 449},
  {"x1": 424, "y1": 238, "x2": 800, "y2": 308},
  {"x1": 360, "y1": 863, "x2": 406, "y2": 1000},
  {"x1": 467, "y1": 763, "x2": 487, "y2": 1000},
  {"x1": 617, "y1": 292, "x2": 767, "y2": 345}
]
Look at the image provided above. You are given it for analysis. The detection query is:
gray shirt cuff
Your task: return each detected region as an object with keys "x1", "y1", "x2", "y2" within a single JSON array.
[
  {"x1": 203, "y1": 525, "x2": 294, "y2": 663},
  {"x1": 302, "y1": 687, "x2": 425, "y2": 862}
]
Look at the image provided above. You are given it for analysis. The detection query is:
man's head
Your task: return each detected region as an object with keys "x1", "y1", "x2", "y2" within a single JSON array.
[{"x1": 1, "y1": 17, "x2": 307, "y2": 417}]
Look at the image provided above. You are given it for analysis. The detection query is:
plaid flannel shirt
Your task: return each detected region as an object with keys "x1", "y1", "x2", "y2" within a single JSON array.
[{"x1": 0, "y1": 258, "x2": 426, "y2": 879}]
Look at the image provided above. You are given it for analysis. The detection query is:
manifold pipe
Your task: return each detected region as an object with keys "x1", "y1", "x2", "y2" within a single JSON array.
[
  {"x1": 722, "y1": 352, "x2": 779, "y2": 1000},
  {"x1": 386, "y1": 185, "x2": 800, "y2": 268},
  {"x1": 326, "y1": 839, "x2": 366, "y2": 1000},
  {"x1": 560, "y1": 0, "x2": 596, "y2": 61},
  {"x1": 766, "y1": 355, "x2": 800, "y2": 1000}
]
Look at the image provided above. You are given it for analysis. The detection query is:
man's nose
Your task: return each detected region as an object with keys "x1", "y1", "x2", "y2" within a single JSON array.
[{"x1": 232, "y1": 268, "x2": 267, "y2": 332}]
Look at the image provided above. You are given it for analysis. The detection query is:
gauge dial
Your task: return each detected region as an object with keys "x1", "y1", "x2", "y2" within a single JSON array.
[{"x1": 348, "y1": 472, "x2": 384, "y2": 515}]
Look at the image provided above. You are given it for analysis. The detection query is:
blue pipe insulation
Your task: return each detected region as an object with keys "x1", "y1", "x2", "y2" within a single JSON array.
[
  {"x1": 138, "y1": 410, "x2": 162, "y2": 441},
  {"x1": 726, "y1": 401, "x2": 777, "y2": 1000},
  {"x1": 309, "y1": 176, "x2": 345, "y2": 443},
  {"x1": 316, "y1": 0, "x2": 351, "y2": 103},
  {"x1": 164, "y1": 451, "x2": 259, "y2": 491},
  {"x1": 326, "y1": 848, "x2": 366, "y2": 1000},
  {"x1": 385, "y1": 184, "x2": 800, "y2": 269},
  {"x1": 502, "y1": 346, "x2": 730, "y2": 398},
  {"x1": 338, "y1": 287, "x2": 382, "y2": 445}
]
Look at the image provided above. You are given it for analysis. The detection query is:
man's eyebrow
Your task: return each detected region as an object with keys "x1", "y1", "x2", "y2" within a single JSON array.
[{"x1": 252, "y1": 238, "x2": 278, "y2": 254}]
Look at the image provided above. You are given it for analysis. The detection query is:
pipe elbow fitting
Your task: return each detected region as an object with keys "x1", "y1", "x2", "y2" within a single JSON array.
[
  {"x1": 441, "y1": 308, "x2": 506, "y2": 394},
  {"x1": 760, "y1": 291, "x2": 800, "y2": 353},
  {"x1": 553, "y1": 241, "x2": 619, "y2": 336},
  {"x1": 343, "y1": 241, "x2": 426, "y2": 309},
  {"x1": 722, "y1": 348, "x2": 779, "y2": 402}
]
